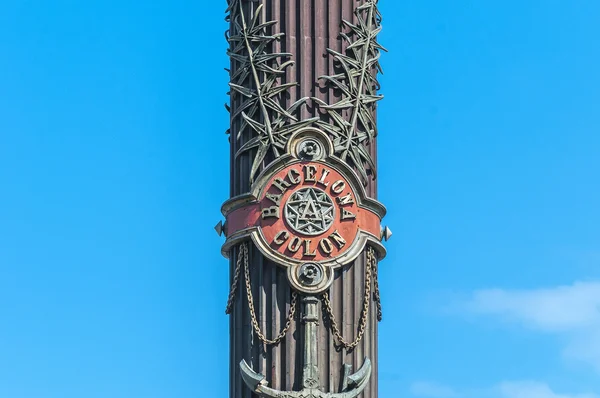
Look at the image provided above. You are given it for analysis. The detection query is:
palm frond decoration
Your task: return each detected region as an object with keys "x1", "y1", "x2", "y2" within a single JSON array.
[
  {"x1": 226, "y1": 0, "x2": 317, "y2": 183},
  {"x1": 315, "y1": 0, "x2": 386, "y2": 184}
]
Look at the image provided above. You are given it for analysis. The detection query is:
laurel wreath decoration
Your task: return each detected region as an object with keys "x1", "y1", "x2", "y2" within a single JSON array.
[
  {"x1": 314, "y1": 0, "x2": 386, "y2": 184},
  {"x1": 226, "y1": 0, "x2": 318, "y2": 183}
]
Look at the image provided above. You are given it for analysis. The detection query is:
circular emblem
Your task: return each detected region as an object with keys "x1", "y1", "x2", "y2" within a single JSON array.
[
  {"x1": 286, "y1": 261, "x2": 330, "y2": 294},
  {"x1": 221, "y1": 129, "x2": 386, "y2": 294},
  {"x1": 298, "y1": 263, "x2": 324, "y2": 287},
  {"x1": 258, "y1": 162, "x2": 364, "y2": 263},
  {"x1": 297, "y1": 138, "x2": 323, "y2": 160},
  {"x1": 284, "y1": 187, "x2": 335, "y2": 236}
]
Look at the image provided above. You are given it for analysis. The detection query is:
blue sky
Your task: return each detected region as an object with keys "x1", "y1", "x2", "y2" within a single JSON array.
[{"x1": 1, "y1": 1, "x2": 599, "y2": 397}]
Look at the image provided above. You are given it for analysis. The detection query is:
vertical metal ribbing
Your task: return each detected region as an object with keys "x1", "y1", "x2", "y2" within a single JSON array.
[
  {"x1": 258, "y1": 252, "x2": 266, "y2": 385},
  {"x1": 227, "y1": 1, "x2": 381, "y2": 397}
]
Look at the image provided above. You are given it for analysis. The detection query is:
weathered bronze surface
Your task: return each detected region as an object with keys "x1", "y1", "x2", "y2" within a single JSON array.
[
  {"x1": 240, "y1": 296, "x2": 372, "y2": 398},
  {"x1": 221, "y1": 129, "x2": 386, "y2": 295},
  {"x1": 220, "y1": 1, "x2": 388, "y2": 397}
]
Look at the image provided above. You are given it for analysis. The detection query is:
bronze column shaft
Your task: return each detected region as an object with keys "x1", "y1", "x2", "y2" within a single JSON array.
[{"x1": 224, "y1": 1, "x2": 386, "y2": 397}]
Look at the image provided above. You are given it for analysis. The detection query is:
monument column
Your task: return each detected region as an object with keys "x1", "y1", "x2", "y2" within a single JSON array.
[{"x1": 218, "y1": 1, "x2": 390, "y2": 397}]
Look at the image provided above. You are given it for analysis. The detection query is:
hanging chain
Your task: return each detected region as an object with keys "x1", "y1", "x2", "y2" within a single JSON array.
[
  {"x1": 225, "y1": 243, "x2": 245, "y2": 315},
  {"x1": 371, "y1": 250, "x2": 383, "y2": 321},
  {"x1": 227, "y1": 242, "x2": 298, "y2": 345},
  {"x1": 227, "y1": 242, "x2": 381, "y2": 345},
  {"x1": 321, "y1": 247, "x2": 380, "y2": 350},
  {"x1": 243, "y1": 243, "x2": 298, "y2": 345}
]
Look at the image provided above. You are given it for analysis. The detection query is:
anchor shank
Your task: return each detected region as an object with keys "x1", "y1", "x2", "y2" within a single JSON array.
[{"x1": 302, "y1": 295, "x2": 320, "y2": 390}]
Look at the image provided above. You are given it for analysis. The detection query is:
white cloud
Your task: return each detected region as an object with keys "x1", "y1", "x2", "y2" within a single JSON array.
[
  {"x1": 413, "y1": 283, "x2": 600, "y2": 398},
  {"x1": 460, "y1": 281, "x2": 600, "y2": 371},
  {"x1": 563, "y1": 330, "x2": 600, "y2": 373},
  {"x1": 409, "y1": 381, "x2": 598, "y2": 398},
  {"x1": 410, "y1": 381, "x2": 460, "y2": 398},
  {"x1": 465, "y1": 282, "x2": 600, "y2": 332},
  {"x1": 497, "y1": 381, "x2": 599, "y2": 398}
]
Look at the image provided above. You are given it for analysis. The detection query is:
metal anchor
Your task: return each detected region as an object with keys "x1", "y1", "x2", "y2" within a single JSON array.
[{"x1": 240, "y1": 296, "x2": 372, "y2": 398}]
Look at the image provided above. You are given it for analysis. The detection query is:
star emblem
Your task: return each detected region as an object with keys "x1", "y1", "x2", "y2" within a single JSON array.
[{"x1": 285, "y1": 188, "x2": 335, "y2": 236}]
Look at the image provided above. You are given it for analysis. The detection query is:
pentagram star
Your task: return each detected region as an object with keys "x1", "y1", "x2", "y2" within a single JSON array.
[{"x1": 285, "y1": 188, "x2": 335, "y2": 236}]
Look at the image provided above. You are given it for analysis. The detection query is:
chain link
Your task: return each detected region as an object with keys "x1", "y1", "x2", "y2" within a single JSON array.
[
  {"x1": 371, "y1": 251, "x2": 383, "y2": 321},
  {"x1": 321, "y1": 247, "x2": 379, "y2": 350},
  {"x1": 225, "y1": 244, "x2": 245, "y2": 315},
  {"x1": 240, "y1": 242, "x2": 297, "y2": 345},
  {"x1": 227, "y1": 242, "x2": 381, "y2": 346}
]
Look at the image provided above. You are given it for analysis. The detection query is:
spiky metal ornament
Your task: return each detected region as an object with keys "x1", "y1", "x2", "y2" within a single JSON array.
[
  {"x1": 315, "y1": 0, "x2": 386, "y2": 184},
  {"x1": 226, "y1": 0, "x2": 318, "y2": 182}
]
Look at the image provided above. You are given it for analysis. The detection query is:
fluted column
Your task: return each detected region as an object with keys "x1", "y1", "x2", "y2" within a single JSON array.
[{"x1": 224, "y1": 1, "x2": 385, "y2": 397}]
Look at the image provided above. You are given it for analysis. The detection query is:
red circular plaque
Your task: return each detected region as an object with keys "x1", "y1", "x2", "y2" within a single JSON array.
[
  {"x1": 260, "y1": 162, "x2": 362, "y2": 262},
  {"x1": 224, "y1": 160, "x2": 382, "y2": 266}
]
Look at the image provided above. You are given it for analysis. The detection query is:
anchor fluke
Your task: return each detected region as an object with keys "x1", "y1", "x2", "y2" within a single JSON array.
[
  {"x1": 239, "y1": 359, "x2": 265, "y2": 391},
  {"x1": 239, "y1": 360, "x2": 280, "y2": 398},
  {"x1": 334, "y1": 358, "x2": 372, "y2": 398},
  {"x1": 344, "y1": 359, "x2": 372, "y2": 393}
]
